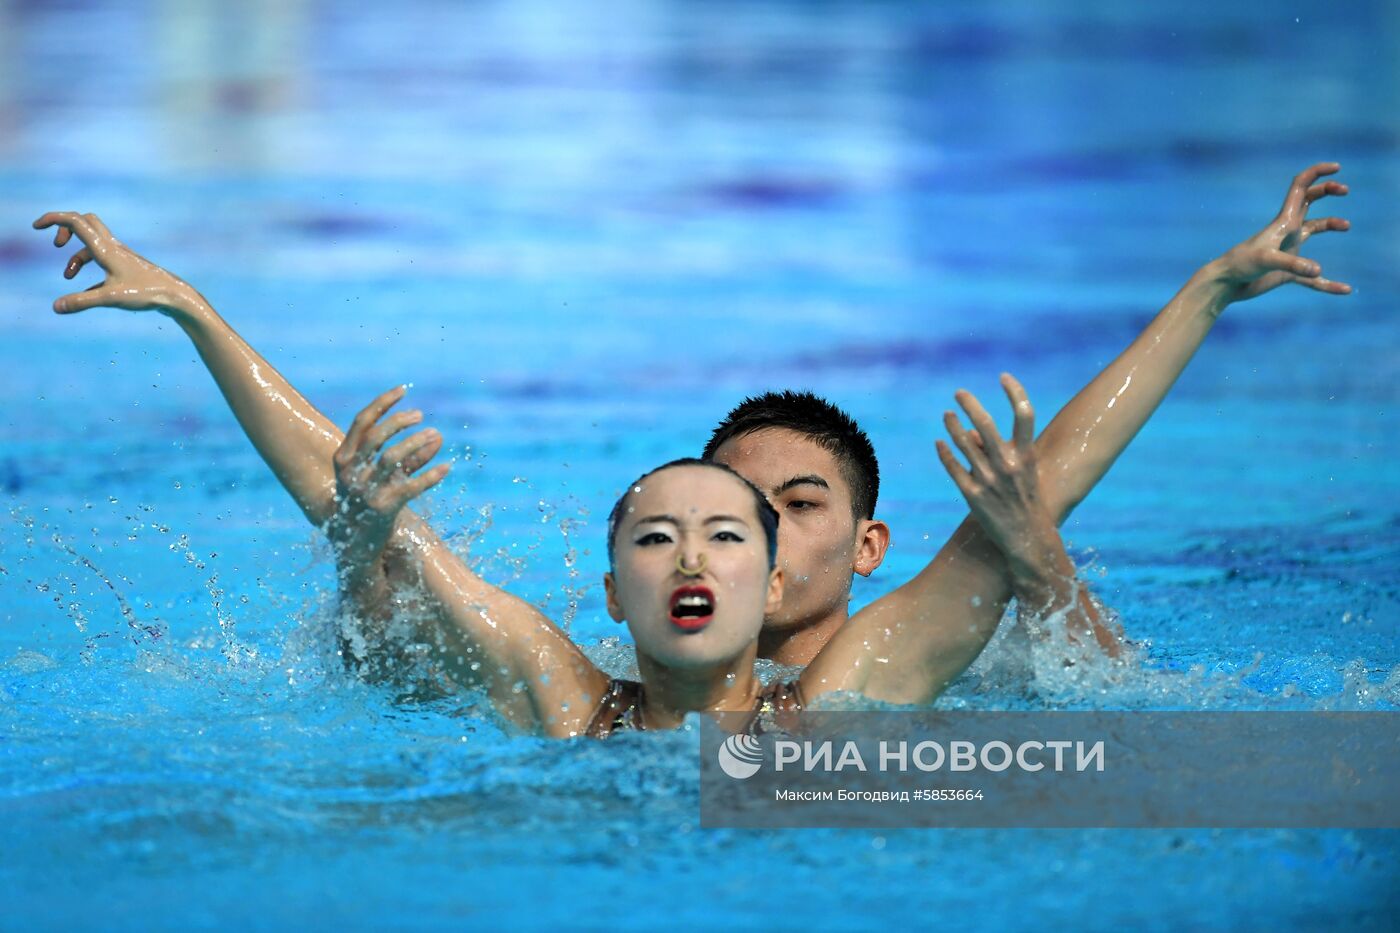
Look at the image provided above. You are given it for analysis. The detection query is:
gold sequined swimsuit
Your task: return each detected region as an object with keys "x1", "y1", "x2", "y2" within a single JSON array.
[{"x1": 585, "y1": 678, "x2": 804, "y2": 738}]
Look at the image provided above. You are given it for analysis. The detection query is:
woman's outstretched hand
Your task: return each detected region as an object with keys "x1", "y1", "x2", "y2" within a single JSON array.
[
  {"x1": 327, "y1": 386, "x2": 450, "y2": 584},
  {"x1": 1210, "y1": 162, "x2": 1352, "y2": 304},
  {"x1": 33, "y1": 211, "x2": 201, "y2": 315}
]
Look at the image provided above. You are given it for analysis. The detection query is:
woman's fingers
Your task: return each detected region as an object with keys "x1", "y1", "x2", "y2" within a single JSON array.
[
  {"x1": 339, "y1": 385, "x2": 407, "y2": 466},
  {"x1": 1304, "y1": 180, "x2": 1348, "y2": 205},
  {"x1": 1000, "y1": 373, "x2": 1035, "y2": 450},
  {"x1": 1301, "y1": 216, "x2": 1350, "y2": 239},
  {"x1": 34, "y1": 212, "x2": 100, "y2": 250},
  {"x1": 64, "y1": 247, "x2": 95, "y2": 280},
  {"x1": 1261, "y1": 249, "x2": 1321, "y2": 277},
  {"x1": 1293, "y1": 274, "x2": 1352, "y2": 295},
  {"x1": 35, "y1": 213, "x2": 121, "y2": 274},
  {"x1": 54, "y1": 283, "x2": 115, "y2": 314},
  {"x1": 83, "y1": 213, "x2": 115, "y2": 240},
  {"x1": 1279, "y1": 162, "x2": 1340, "y2": 220}
]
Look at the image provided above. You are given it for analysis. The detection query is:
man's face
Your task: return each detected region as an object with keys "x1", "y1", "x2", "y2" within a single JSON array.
[{"x1": 709, "y1": 428, "x2": 863, "y2": 632}]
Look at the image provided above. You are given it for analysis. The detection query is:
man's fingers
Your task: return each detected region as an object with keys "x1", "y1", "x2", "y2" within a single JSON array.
[
  {"x1": 935, "y1": 440, "x2": 977, "y2": 500},
  {"x1": 398, "y1": 430, "x2": 444, "y2": 475},
  {"x1": 398, "y1": 463, "x2": 451, "y2": 502},
  {"x1": 944, "y1": 410, "x2": 994, "y2": 483},
  {"x1": 954, "y1": 389, "x2": 1007, "y2": 465},
  {"x1": 1280, "y1": 162, "x2": 1340, "y2": 218},
  {"x1": 1000, "y1": 373, "x2": 1035, "y2": 449},
  {"x1": 342, "y1": 385, "x2": 408, "y2": 463},
  {"x1": 1304, "y1": 181, "x2": 1348, "y2": 205},
  {"x1": 64, "y1": 248, "x2": 95, "y2": 279},
  {"x1": 54, "y1": 285, "x2": 114, "y2": 314},
  {"x1": 375, "y1": 428, "x2": 442, "y2": 481},
  {"x1": 363, "y1": 409, "x2": 423, "y2": 458}
]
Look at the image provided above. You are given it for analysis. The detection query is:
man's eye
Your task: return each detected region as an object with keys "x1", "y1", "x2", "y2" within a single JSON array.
[
  {"x1": 787, "y1": 500, "x2": 817, "y2": 512},
  {"x1": 635, "y1": 531, "x2": 672, "y2": 546},
  {"x1": 712, "y1": 530, "x2": 744, "y2": 543}
]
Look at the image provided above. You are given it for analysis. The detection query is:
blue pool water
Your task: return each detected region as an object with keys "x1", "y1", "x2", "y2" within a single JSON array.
[{"x1": 2, "y1": 1, "x2": 1398, "y2": 928}]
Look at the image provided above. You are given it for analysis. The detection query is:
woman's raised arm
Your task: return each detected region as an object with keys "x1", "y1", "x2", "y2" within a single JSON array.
[
  {"x1": 804, "y1": 162, "x2": 1351, "y2": 706},
  {"x1": 35, "y1": 210, "x2": 359, "y2": 525},
  {"x1": 34, "y1": 211, "x2": 609, "y2": 736}
]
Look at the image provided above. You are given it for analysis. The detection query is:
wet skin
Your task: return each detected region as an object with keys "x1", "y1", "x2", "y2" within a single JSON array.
[
  {"x1": 709, "y1": 428, "x2": 888, "y2": 662},
  {"x1": 604, "y1": 464, "x2": 783, "y2": 672}
]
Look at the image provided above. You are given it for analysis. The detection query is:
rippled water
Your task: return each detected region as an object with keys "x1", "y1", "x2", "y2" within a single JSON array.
[{"x1": 2, "y1": 0, "x2": 1398, "y2": 928}]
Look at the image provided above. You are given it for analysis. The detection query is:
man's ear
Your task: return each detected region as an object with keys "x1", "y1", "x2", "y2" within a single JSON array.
[
  {"x1": 853, "y1": 518, "x2": 891, "y2": 577},
  {"x1": 604, "y1": 572, "x2": 625, "y2": 623},
  {"x1": 765, "y1": 566, "x2": 784, "y2": 616}
]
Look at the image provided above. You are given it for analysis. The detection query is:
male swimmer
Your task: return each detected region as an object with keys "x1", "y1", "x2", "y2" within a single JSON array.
[
  {"x1": 700, "y1": 388, "x2": 1113, "y2": 669},
  {"x1": 693, "y1": 161, "x2": 1351, "y2": 697},
  {"x1": 34, "y1": 161, "x2": 1351, "y2": 728}
]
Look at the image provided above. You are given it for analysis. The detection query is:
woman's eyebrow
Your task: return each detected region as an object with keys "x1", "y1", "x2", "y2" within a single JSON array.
[
  {"x1": 635, "y1": 514, "x2": 749, "y2": 527},
  {"x1": 774, "y1": 474, "x2": 829, "y2": 496}
]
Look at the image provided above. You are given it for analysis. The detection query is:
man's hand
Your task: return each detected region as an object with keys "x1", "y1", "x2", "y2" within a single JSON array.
[
  {"x1": 1210, "y1": 162, "x2": 1352, "y2": 304},
  {"x1": 936, "y1": 373, "x2": 1053, "y2": 573},
  {"x1": 327, "y1": 386, "x2": 450, "y2": 586},
  {"x1": 937, "y1": 373, "x2": 1121, "y2": 657},
  {"x1": 32, "y1": 211, "x2": 201, "y2": 315}
]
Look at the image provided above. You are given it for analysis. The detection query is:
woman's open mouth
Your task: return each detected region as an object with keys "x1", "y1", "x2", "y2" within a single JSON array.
[{"x1": 668, "y1": 585, "x2": 715, "y2": 632}]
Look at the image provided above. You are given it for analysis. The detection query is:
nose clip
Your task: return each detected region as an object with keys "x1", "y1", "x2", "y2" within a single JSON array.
[{"x1": 676, "y1": 553, "x2": 708, "y2": 577}]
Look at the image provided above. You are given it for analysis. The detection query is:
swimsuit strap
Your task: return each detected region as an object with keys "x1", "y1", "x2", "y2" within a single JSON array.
[
  {"x1": 746, "y1": 679, "x2": 805, "y2": 735},
  {"x1": 585, "y1": 678, "x2": 806, "y2": 739},
  {"x1": 585, "y1": 678, "x2": 645, "y2": 739}
]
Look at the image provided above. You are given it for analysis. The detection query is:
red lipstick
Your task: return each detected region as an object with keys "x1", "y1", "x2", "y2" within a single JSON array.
[{"x1": 668, "y1": 585, "x2": 716, "y2": 632}]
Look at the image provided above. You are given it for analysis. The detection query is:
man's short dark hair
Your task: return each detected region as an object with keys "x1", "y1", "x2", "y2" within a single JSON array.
[
  {"x1": 701, "y1": 391, "x2": 879, "y2": 521},
  {"x1": 606, "y1": 458, "x2": 780, "y2": 571}
]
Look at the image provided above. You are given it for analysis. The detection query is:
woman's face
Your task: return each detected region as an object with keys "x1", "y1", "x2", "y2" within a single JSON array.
[{"x1": 605, "y1": 465, "x2": 782, "y2": 670}]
